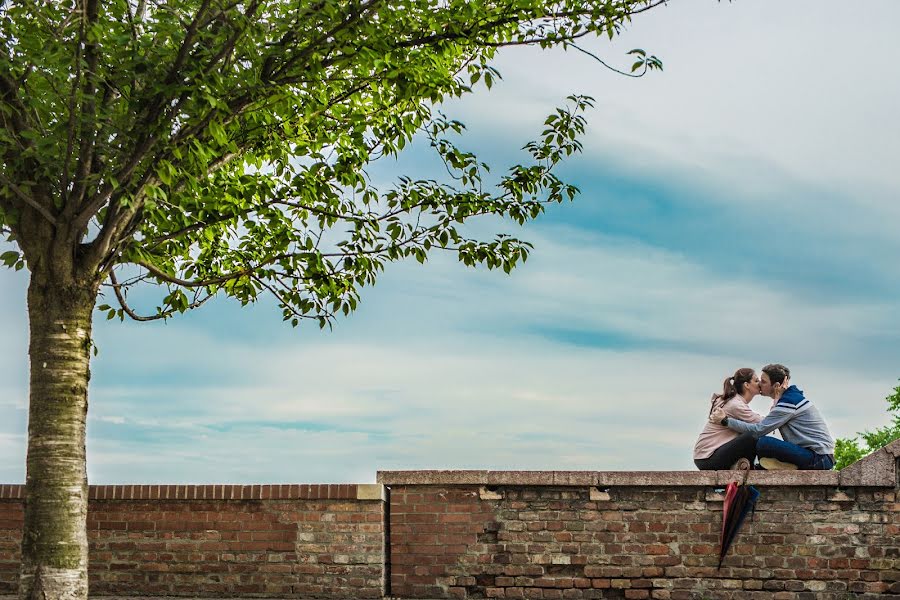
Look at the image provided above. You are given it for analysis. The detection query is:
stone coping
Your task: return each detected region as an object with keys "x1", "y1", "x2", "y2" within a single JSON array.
[
  {"x1": 378, "y1": 439, "x2": 900, "y2": 488},
  {"x1": 376, "y1": 469, "x2": 844, "y2": 486}
]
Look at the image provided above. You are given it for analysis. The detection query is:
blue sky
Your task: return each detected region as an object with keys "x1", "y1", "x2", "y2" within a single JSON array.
[{"x1": 2, "y1": 1, "x2": 899, "y2": 483}]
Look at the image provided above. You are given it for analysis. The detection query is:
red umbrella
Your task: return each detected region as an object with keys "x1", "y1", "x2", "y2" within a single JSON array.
[{"x1": 718, "y1": 461, "x2": 760, "y2": 568}]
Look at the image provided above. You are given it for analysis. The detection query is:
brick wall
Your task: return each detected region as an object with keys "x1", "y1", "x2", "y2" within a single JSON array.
[
  {"x1": 0, "y1": 490, "x2": 21, "y2": 596},
  {"x1": 0, "y1": 484, "x2": 384, "y2": 598},
  {"x1": 0, "y1": 440, "x2": 897, "y2": 599},
  {"x1": 381, "y1": 441, "x2": 900, "y2": 600},
  {"x1": 386, "y1": 483, "x2": 897, "y2": 600}
]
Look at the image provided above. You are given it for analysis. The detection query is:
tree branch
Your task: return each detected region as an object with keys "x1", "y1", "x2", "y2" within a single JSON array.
[
  {"x1": 134, "y1": 257, "x2": 260, "y2": 288},
  {"x1": 73, "y1": 0, "x2": 260, "y2": 234},
  {"x1": 0, "y1": 71, "x2": 29, "y2": 144},
  {"x1": 167, "y1": 0, "x2": 213, "y2": 86},
  {"x1": 109, "y1": 268, "x2": 213, "y2": 321},
  {"x1": 144, "y1": 209, "x2": 240, "y2": 250},
  {"x1": 391, "y1": 2, "x2": 666, "y2": 51},
  {"x1": 0, "y1": 172, "x2": 60, "y2": 227},
  {"x1": 67, "y1": 0, "x2": 103, "y2": 213},
  {"x1": 60, "y1": 10, "x2": 85, "y2": 205},
  {"x1": 567, "y1": 41, "x2": 654, "y2": 77},
  {"x1": 268, "y1": 0, "x2": 383, "y2": 82}
]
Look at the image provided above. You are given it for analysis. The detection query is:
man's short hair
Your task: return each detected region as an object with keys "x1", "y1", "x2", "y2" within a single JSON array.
[{"x1": 762, "y1": 363, "x2": 790, "y2": 385}]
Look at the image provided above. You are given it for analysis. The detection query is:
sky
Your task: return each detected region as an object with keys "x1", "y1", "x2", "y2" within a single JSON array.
[{"x1": 2, "y1": 1, "x2": 899, "y2": 483}]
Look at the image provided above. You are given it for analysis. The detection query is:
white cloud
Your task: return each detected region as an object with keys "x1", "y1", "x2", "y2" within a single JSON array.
[
  {"x1": 454, "y1": 1, "x2": 900, "y2": 192},
  {"x1": 0, "y1": 228, "x2": 879, "y2": 482},
  {"x1": 97, "y1": 416, "x2": 126, "y2": 425},
  {"x1": 0, "y1": 433, "x2": 25, "y2": 481}
]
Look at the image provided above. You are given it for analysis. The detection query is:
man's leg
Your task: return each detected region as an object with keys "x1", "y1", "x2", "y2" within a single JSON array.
[
  {"x1": 812, "y1": 453, "x2": 836, "y2": 470},
  {"x1": 756, "y1": 436, "x2": 820, "y2": 469}
]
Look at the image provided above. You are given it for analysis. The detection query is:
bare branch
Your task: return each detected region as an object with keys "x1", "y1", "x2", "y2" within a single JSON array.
[
  {"x1": 67, "y1": 0, "x2": 103, "y2": 212},
  {"x1": 109, "y1": 268, "x2": 213, "y2": 321},
  {"x1": 251, "y1": 273, "x2": 302, "y2": 318},
  {"x1": 0, "y1": 172, "x2": 60, "y2": 227},
  {"x1": 134, "y1": 0, "x2": 148, "y2": 22},
  {"x1": 72, "y1": 135, "x2": 153, "y2": 233},
  {"x1": 0, "y1": 71, "x2": 29, "y2": 143},
  {"x1": 567, "y1": 41, "x2": 651, "y2": 77},
  {"x1": 167, "y1": 0, "x2": 213, "y2": 85},
  {"x1": 61, "y1": 15, "x2": 85, "y2": 203},
  {"x1": 144, "y1": 209, "x2": 238, "y2": 250}
]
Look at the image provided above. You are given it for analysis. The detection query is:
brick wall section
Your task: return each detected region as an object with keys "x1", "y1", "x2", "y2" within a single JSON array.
[
  {"x1": 0, "y1": 490, "x2": 22, "y2": 596},
  {"x1": 389, "y1": 486, "x2": 499, "y2": 598},
  {"x1": 380, "y1": 442, "x2": 900, "y2": 600},
  {"x1": 0, "y1": 484, "x2": 384, "y2": 598},
  {"x1": 386, "y1": 483, "x2": 898, "y2": 600},
  {"x1": 1, "y1": 441, "x2": 898, "y2": 599}
]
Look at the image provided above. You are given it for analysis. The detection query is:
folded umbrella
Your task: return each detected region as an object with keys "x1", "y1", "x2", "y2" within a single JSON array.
[{"x1": 718, "y1": 463, "x2": 760, "y2": 568}]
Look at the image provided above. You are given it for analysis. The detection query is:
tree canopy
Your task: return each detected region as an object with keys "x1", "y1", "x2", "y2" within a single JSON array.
[{"x1": 0, "y1": 0, "x2": 661, "y2": 325}]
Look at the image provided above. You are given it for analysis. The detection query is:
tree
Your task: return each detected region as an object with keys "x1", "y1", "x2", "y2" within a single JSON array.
[
  {"x1": 0, "y1": 0, "x2": 664, "y2": 597},
  {"x1": 834, "y1": 380, "x2": 900, "y2": 470}
]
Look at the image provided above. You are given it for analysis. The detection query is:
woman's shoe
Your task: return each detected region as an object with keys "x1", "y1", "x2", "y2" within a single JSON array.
[{"x1": 729, "y1": 458, "x2": 752, "y2": 471}]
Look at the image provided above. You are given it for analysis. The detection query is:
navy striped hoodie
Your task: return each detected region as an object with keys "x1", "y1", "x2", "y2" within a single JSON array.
[{"x1": 726, "y1": 385, "x2": 835, "y2": 455}]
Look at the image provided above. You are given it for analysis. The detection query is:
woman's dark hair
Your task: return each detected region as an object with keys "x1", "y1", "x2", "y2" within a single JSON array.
[
  {"x1": 714, "y1": 367, "x2": 756, "y2": 403},
  {"x1": 762, "y1": 363, "x2": 790, "y2": 386}
]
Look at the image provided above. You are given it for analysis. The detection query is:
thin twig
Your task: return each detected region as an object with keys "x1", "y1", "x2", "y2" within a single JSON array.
[{"x1": 568, "y1": 42, "x2": 647, "y2": 78}]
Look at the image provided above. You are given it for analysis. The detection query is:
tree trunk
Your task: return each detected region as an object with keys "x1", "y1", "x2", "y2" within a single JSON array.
[{"x1": 19, "y1": 274, "x2": 97, "y2": 600}]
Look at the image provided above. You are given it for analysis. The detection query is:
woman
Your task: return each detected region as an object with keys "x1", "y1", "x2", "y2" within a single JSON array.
[{"x1": 693, "y1": 367, "x2": 763, "y2": 470}]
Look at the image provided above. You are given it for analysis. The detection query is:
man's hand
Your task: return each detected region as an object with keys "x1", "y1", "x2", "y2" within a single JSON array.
[
  {"x1": 772, "y1": 379, "x2": 790, "y2": 401},
  {"x1": 710, "y1": 407, "x2": 727, "y2": 424}
]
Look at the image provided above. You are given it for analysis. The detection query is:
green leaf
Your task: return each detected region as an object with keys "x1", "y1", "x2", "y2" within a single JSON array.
[{"x1": 0, "y1": 251, "x2": 19, "y2": 267}]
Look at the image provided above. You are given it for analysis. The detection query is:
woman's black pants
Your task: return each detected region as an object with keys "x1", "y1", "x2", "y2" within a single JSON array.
[{"x1": 694, "y1": 432, "x2": 757, "y2": 470}]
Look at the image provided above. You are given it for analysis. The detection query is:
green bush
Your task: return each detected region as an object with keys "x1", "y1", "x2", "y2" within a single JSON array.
[{"x1": 834, "y1": 380, "x2": 900, "y2": 470}]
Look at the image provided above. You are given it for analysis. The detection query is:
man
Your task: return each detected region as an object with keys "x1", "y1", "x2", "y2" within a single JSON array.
[{"x1": 709, "y1": 364, "x2": 835, "y2": 470}]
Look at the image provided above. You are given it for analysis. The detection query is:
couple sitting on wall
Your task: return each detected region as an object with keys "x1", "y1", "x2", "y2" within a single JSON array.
[{"x1": 693, "y1": 363, "x2": 835, "y2": 471}]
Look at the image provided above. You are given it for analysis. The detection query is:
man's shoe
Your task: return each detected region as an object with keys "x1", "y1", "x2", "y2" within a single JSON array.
[
  {"x1": 729, "y1": 458, "x2": 752, "y2": 471},
  {"x1": 758, "y1": 457, "x2": 798, "y2": 470}
]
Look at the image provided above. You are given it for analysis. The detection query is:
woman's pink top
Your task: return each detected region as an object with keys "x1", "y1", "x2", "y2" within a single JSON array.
[{"x1": 693, "y1": 396, "x2": 763, "y2": 460}]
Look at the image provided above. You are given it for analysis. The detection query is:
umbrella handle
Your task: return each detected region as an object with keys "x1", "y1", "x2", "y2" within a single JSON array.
[{"x1": 740, "y1": 460, "x2": 751, "y2": 485}]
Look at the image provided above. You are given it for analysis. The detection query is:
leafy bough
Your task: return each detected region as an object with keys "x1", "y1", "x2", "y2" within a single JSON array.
[{"x1": 98, "y1": 95, "x2": 597, "y2": 328}]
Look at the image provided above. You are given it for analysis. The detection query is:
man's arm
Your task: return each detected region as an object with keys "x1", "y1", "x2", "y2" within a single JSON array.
[
  {"x1": 711, "y1": 404, "x2": 794, "y2": 438},
  {"x1": 729, "y1": 401, "x2": 763, "y2": 424}
]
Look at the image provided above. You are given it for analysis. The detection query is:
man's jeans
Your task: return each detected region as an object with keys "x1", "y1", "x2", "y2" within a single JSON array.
[{"x1": 756, "y1": 436, "x2": 835, "y2": 470}]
